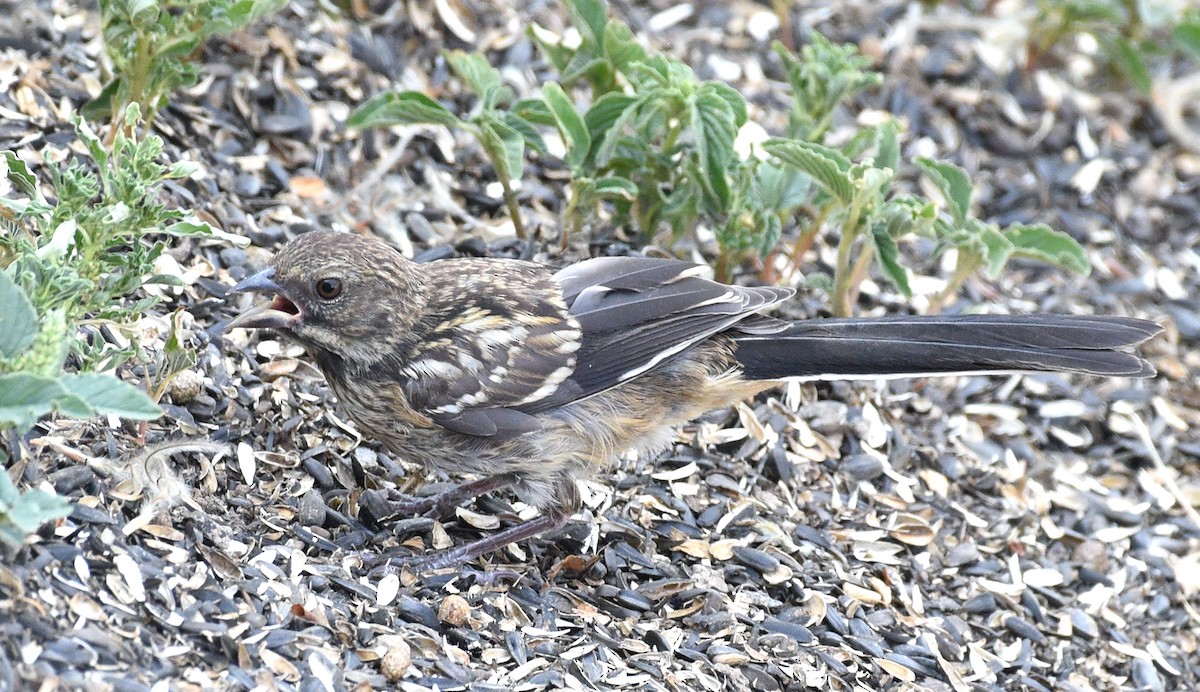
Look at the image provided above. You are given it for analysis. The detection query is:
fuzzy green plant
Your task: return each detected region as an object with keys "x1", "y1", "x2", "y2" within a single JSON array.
[
  {"x1": 348, "y1": 0, "x2": 1093, "y2": 314},
  {"x1": 1029, "y1": 0, "x2": 1200, "y2": 94},
  {"x1": 0, "y1": 105, "x2": 240, "y2": 546},
  {"x1": 86, "y1": 0, "x2": 287, "y2": 125}
]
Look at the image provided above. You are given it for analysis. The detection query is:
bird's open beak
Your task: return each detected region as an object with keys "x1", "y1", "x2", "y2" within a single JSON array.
[{"x1": 225, "y1": 267, "x2": 302, "y2": 330}]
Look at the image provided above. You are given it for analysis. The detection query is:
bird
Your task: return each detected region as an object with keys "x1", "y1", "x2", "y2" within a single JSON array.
[{"x1": 225, "y1": 230, "x2": 1160, "y2": 571}]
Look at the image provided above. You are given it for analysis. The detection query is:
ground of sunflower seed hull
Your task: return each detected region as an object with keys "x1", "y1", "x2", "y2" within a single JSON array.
[{"x1": 2, "y1": 0, "x2": 1198, "y2": 690}]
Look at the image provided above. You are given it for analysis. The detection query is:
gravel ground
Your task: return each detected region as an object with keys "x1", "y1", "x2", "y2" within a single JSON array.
[{"x1": 1, "y1": 1, "x2": 1198, "y2": 690}]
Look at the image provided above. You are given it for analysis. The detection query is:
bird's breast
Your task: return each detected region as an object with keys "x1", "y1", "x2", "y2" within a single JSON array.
[{"x1": 313, "y1": 353, "x2": 435, "y2": 442}]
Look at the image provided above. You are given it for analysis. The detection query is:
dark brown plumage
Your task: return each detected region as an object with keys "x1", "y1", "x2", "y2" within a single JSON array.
[{"x1": 226, "y1": 231, "x2": 1160, "y2": 570}]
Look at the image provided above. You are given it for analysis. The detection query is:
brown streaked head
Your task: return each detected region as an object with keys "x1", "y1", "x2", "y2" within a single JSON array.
[{"x1": 227, "y1": 231, "x2": 426, "y2": 365}]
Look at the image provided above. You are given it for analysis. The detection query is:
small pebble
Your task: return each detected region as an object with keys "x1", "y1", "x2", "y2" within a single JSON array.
[
  {"x1": 219, "y1": 247, "x2": 248, "y2": 269},
  {"x1": 168, "y1": 369, "x2": 205, "y2": 404},
  {"x1": 438, "y1": 595, "x2": 471, "y2": 627},
  {"x1": 380, "y1": 640, "x2": 411, "y2": 681},
  {"x1": 799, "y1": 401, "x2": 848, "y2": 432},
  {"x1": 249, "y1": 225, "x2": 286, "y2": 247},
  {"x1": 233, "y1": 173, "x2": 262, "y2": 198}
]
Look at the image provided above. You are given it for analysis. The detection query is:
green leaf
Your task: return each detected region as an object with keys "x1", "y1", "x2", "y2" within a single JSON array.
[
  {"x1": 855, "y1": 165, "x2": 894, "y2": 202},
  {"x1": 500, "y1": 112, "x2": 547, "y2": 155},
  {"x1": 49, "y1": 390, "x2": 94, "y2": 420},
  {"x1": 878, "y1": 196, "x2": 939, "y2": 239},
  {"x1": 977, "y1": 225, "x2": 1015, "y2": 277},
  {"x1": 542, "y1": 83, "x2": 591, "y2": 172},
  {"x1": 700, "y1": 82, "x2": 748, "y2": 128},
  {"x1": 602, "y1": 21, "x2": 646, "y2": 71},
  {"x1": 512, "y1": 98, "x2": 556, "y2": 127},
  {"x1": 0, "y1": 271, "x2": 38, "y2": 360},
  {"x1": 81, "y1": 78, "x2": 121, "y2": 121},
  {"x1": 592, "y1": 176, "x2": 638, "y2": 199},
  {"x1": 585, "y1": 93, "x2": 637, "y2": 142},
  {"x1": 219, "y1": 0, "x2": 288, "y2": 30},
  {"x1": 445, "y1": 50, "x2": 505, "y2": 105},
  {"x1": 691, "y1": 90, "x2": 739, "y2": 209},
  {"x1": 33, "y1": 220, "x2": 76, "y2": 261},
  {"x1": 0, "y1": 472, "x2": 72, "y2": 549},
  {"x1": 592, "y1": 95, "x2": 641, "y2": 167},
  {"x1": 659, "y1": 176, "x2": 702, "y2": 236},
  {"x1": 1107, "y1": 36, "x2": 1152, "y2": 94},
  {"x1": 158, "y1": 35, "x2": 201, "y2": 59},
  {"x1": 477, "y1": 116, "x2": 526, "y2": 182},
  {"x1": 1003, "y1": 223, "x2": 1091, "y2": 276},
  {"x1": 0, "y1": 372, "x2": 65, "y2": 432},
  {"x1": 163, "y1": 217, "x2": 249, "y2": 247},
  {"x1": 58, "y1": 373, "x2": 162, "y2": 420},
  {"x1": 874, "y1": 118, "x2": 900, "y2": 172},
  {"x1": 0, "y1": 467, "x2": 15, "y2": 505},
  {"x1": 6, "y1": 489, "x2": 71, "y2": 532},
  {"x1": 565, "y1": 0, "x2": 608, "y2": 45},
  {"x1": 763, "y1": 139, "x2": 854, "y2": 204},
  {"x1": 167, "y1": 161, "x2": 199, "y2": 179},
  {"x1": 756, "y1": 161, "x2": 812, "y2": 213},
  {"x1": 561, "y1": 55, "x2": 614, "y2": 89},
  {"x1": 1174, "y1": 22, "x2": 1200, "y2": 62},
  {"x1": 914, "y1": 157, "x2": 973, "y2": 225},
  {"x1": 774, "y1": 36, "x2": 881, "y2": 141},
  {"x1": 347, "y1": 91, "x2": 463, "y2": 129},
  {"x1": 1, "y1": 151, "x2": 39, "y2": 197},
  {"x1": 800, "y1": 272, "x2": 834, "y2": 293},
  {"x1": 756, "y1": 212, "x2": 783, "y2": 257},
  {"x1": 527, "y1": 23, "x2": 573, "y2": 71},
  {"x1": 870, "y1": 223, "x2": 912, "y2": 296},
  {"x1": 75, "y1": 115, "x2": 108, "y2": 167}
]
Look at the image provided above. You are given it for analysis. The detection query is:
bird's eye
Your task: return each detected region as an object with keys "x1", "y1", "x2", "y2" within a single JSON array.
[{"x1": 315, "y1": 277, "x2": 343, "y2": 300}]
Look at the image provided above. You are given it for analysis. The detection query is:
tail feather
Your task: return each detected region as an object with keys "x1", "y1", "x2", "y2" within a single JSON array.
[{"x1": 733, "y1": 314, "x2": 1160, "y2": 381}]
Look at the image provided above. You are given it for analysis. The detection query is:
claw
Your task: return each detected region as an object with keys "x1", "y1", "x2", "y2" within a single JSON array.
[{"x1": 365, "y1": 553, "x2": 523, "y2": 584}]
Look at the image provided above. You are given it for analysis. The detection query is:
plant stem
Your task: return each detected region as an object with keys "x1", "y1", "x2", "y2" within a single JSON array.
[
  {"x1": 831, "y1": 195, "x2": 867, "y2": 317},
  {"x1": 561, "y1": 182, "x2": 582, "y2": 251},
  {"x1": 930, "y1": 252, "x2": 981, "y2": 314},
  {"x1": 714, "y1": 247, "x2": 735, "y2": 284},
  {"x1": 831, "y1": 229, "x2": 857, "y2": 317},
  {"x1": 844, "y1": 242, "x2": 874, "y2": 311},
  {"x1": 499, "y1": 177, "x2": 527, "y2": 240},
  {"x1": 771, "y1": 0, "x2": 794, "y2": 52},
  {"x1": 782, "y1": 206, "x2": 828, "y2": 284}
]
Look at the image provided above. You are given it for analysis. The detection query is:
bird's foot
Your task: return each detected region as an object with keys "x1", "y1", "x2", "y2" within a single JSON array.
[
  {"x1": 361, "y1": 549, "x2": 521, "y2": 584},
  {"x1": 362, "y1": 549, "x2": 445, "y2": 577},
  {"x1": 368, "y1": 488, "x2": 440, "y2": 519},
  {"x1": 360, "y1": 513, "x2": 567, "y2": 578},
  {"x1": 360, "y1": 474, "x2": 520, "y2": 523}
]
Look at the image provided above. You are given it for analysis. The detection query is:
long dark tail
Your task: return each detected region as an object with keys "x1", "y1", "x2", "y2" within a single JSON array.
[{"x1": 734, "y1": 315, "x2": 1160, "y2": 381}]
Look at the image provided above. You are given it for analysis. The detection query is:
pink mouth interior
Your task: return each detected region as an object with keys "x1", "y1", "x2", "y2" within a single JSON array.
[{"x1": 271, "y1": 295, "x2": 300, "y2": 316}]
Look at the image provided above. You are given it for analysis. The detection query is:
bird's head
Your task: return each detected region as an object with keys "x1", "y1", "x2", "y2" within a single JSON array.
[{"x1": 226, "y1": 231, "x2": 425, "y2": 365}]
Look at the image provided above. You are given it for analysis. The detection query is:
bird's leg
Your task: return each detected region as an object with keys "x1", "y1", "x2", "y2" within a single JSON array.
[
  {"x1": 363, "y1": 473, "x2": 519, "y2": 522},
  {"x1": 367, "y1": 511, "x2": 570, "y2": 576}
]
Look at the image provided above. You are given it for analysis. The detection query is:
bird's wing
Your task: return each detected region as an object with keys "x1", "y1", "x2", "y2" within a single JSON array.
[
  {"x1": 400, "y1": 259, "x2": 582, "y2": 438},
  {"x1": 521, "y1": 256, "x2": 794, "y2": 412}
]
